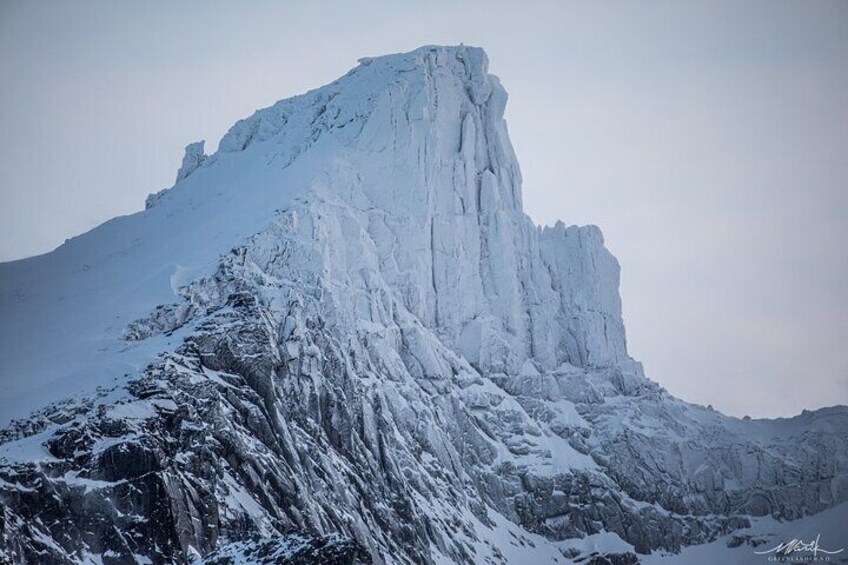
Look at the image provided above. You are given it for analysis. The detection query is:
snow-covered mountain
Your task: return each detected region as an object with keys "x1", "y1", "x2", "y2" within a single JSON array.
[{"x1": 1, "y1": 45, "x2": 846, "y2": 564}]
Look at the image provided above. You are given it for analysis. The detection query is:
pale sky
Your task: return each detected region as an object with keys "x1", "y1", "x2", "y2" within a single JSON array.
[{"x1": 1, "y1": 0, "x2": 846, "y2": 418}]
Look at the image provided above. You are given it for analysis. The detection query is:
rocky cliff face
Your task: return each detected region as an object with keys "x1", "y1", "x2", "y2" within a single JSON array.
[{"x1": 1, "y1": 45, "x2": 847, "y2": 564}]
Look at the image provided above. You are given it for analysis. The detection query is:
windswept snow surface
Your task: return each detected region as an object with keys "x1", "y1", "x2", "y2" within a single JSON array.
[{"x1": 1, "y1": 45, "x2": 847, "y2": 564}]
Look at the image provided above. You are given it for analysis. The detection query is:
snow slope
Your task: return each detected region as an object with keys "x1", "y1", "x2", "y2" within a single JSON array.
[
  {"x1": 0, "y1": 50, "x2": 416, "y2": 425},
  {"x1": 0, "y1": 79, "x2": 336, "y2": 425},
  {"x1": 644, "y1": 500, "x2": 848, "y2": 565},
  {"x1": 1, "y1": 45, "x2": 847, "y2": 564}
]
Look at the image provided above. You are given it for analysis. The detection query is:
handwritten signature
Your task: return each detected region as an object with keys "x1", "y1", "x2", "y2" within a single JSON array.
[{"x1": 755, "y1": 534, "x2": 844, "y2": 559}]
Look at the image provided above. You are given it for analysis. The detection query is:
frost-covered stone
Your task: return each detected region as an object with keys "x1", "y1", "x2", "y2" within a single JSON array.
[
  {"x1": 1, "y1": 45, "x2": 847, "y2": 565},
  {"x1": 176, "y1": 140, "x2": 208, "y2": 182}
]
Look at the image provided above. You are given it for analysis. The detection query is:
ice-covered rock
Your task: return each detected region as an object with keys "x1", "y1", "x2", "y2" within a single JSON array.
[
  {"x1": 146, "y1": 140, "x2": 209, "y2": 210},
  {"x1": 1, "y1": 45, "x2": 846, "y2": 564},
  {"x1": 176, "y1": 140, "x2": 208, "y2": 182},
  {"x1": 199, "y1": 533, "x2": 371, "y2": 564}
]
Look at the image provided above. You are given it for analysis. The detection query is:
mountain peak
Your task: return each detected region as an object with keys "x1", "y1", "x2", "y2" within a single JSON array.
[
  {"x1": 355, "y1": 44, "x2": 493, "y2": 101},
  {"x1": 155, "y1": 44, "x2": 623, "y2": 378},
  {"x1": 4, "y1": 45, "x2": 846, "y2": 565},
  {"x1": 209, "y1": 45, "x2": 500, "y2": 159}
]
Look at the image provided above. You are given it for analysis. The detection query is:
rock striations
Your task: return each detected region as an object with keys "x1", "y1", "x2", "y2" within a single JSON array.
[{"x1": 1, "y1": 46, "x2": 847, "y2": 564}]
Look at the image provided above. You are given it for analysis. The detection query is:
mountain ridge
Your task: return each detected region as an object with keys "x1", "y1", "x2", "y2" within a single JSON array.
[{"x1": 1, "y1": 45, "x2": 846, "y2": 564}]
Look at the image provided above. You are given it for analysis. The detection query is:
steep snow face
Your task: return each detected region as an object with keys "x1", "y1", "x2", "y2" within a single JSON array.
[
  {"x1": 204, "y1": 45, "x2": 630, "y2": 376},
  {"x1": 1, "y1": 45, "x2": 847, "y2": 565}
]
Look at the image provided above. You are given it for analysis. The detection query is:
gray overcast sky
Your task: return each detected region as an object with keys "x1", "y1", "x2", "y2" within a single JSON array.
[{"x1": 1, "y1": 0, "x2": 846, "y2": 418}]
